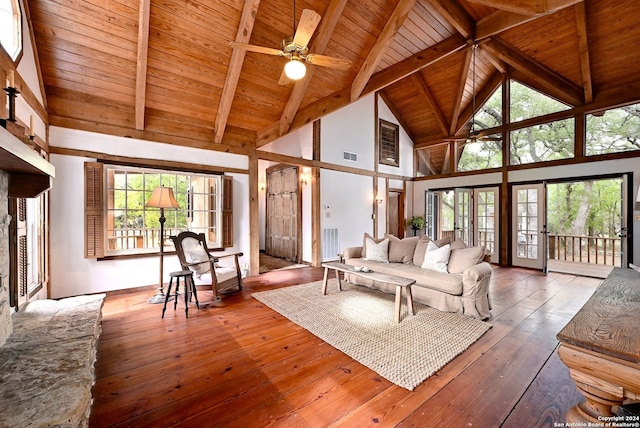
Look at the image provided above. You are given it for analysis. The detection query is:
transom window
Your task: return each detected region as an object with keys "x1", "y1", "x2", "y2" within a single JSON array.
[
  {"x1": 105, "y1": 165, "x2": 222, "y2": 256},
  {"x1": 0, "y1": 0, "x2": 22, "y2": 61}
]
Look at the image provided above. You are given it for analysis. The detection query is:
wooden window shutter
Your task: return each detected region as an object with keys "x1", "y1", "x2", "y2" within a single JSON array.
[
  {"x1": 379, "y1": 119, "x2": 399, "y2": 166},
  {"x1": 85, "y1": 162, "x2": 105, "y2": 258},
  {"x1": 222, "y1": 175, "x2": 233, "y2": 248}
]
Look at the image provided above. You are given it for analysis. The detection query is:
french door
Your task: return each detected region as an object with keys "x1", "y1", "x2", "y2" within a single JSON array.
[{"x1": 512, "y1": 183, "x2": 547, "y2": 271}]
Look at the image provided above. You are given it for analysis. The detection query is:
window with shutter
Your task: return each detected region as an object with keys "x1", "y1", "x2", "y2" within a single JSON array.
[
  {"x1": 379, "y1": 119, "x2": 399, "y2": 166},
  {"x1": 84, "y1": 163, "x2": 233, "y2": 256}
]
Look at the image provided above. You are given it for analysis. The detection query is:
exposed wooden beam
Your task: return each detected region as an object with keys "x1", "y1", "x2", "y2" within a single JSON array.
[
  {"x1": 466, "y1": 0, "x2": 582, "y2": 15},
  {"x1": 454, "y1": 69, "x2": 503, "y2": 134},
  {"x1": 574, "y1": 2, "x2": 593, "y2": 104},
  {"x1": 214, "y1": 0, "x2": 261, "y2": 144},
  {"x1": 279, "y1": 0, "x2": 348, "y2": 137},
  {"x1": 416, "y1": 149, "x2": 437, "y2": 175},
  {"x1": 413, "y1": 73, "x2": 449, "y2": 136},
  {"x1": 362, "y1": 34, "x2": 468, "y2": 96},
  {"x1": 482, "y1": 38, "x2": 584, "y2": 106},
  {"x1": 475, "y1": 0, "x2": 583, "y2": 40},
  {"x1": 350, "y1": 0, "x2": 418, "y2": 101},
  {"x1": 422, "y1": 0, "x2": 474, "y2": 39},
  {"x1": 449, "y1": 46, "x2": 473, "y2": 135},
  {"x1": 135, "y1": 0, "x2": 151, "y2": 130},
  {"x1": 378, "y1": 91, "x2": 415, "y2": 141},
  {"x1": 257, "y1": 35, "x2": 467, "y2": 148}
]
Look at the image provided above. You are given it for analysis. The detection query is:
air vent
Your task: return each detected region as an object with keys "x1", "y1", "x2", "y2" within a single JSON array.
[
  {"x1": 322, "y1": 228, "x2": 340, "y2": 261},
  {"x1": 343, "y1": 151, "x2": 358, "y2": 162}
]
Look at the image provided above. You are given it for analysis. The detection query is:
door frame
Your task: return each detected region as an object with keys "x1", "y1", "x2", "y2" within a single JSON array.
[
  {"x1": 511, "y1": 182, "x2": 547, "y2": 271},
  {"x1": 265, "y1": 164, "x2": 303, "y2": 263}
]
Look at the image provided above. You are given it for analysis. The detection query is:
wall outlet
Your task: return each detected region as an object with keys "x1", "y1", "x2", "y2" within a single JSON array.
[{"x1": 634, "y1": 215, "x2": 640, "y2": 221}]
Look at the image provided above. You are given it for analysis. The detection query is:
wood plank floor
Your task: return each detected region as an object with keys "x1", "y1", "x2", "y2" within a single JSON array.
[{"x1": 90, "y1": 266, "x2": 601, "y2": 427}]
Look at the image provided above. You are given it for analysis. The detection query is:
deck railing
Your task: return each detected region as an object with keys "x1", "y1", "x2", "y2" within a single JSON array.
[
  {"x1": 548, "y1": 234, "x2": 621, "y2": 267},
  {"x1": 107, "y1": 228, "x2": 185, "y2": 251}
]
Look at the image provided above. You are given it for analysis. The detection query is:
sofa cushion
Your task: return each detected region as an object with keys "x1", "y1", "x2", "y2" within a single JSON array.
[
  {"x1": 413, "y1": 236, "x2": 431, "y2": 266},
  {"x1": 434, "y1": 236, "x2": 452, "y2": 247},
  {"x1": 421, "y1": 242, "x2": 451, "y2": 273},
  {"x1": 448, "y1": 246, "x2": 485, "y2": 274},
  {"x1": 361, "y1": 233, "x2": 384, "y2": 258},
  {"x1": 450, "y1": 239, "x2": 467, "y2": 250},
  {"x1": 363, "y1": 237, "x2": 389, "y2": 262},
  {"x1": 386, "y1": 235, "x2": 419, "y2": 264}
]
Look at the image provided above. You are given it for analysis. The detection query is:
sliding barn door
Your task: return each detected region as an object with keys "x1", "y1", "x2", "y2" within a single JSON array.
[{"x1": 266, "y1": 166, "x2": 301, "y2": 262}]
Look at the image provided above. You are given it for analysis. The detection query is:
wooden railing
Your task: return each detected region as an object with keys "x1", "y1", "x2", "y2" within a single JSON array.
[
  {"x1": 107, "y1": 228, "x2": 185, "y2": 251},
  {"x1": 548, "y1": 234, "x2": 621, "y2": 266}
]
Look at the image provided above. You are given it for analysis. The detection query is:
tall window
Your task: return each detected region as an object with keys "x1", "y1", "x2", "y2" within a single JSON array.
[
  {"x1": 103, "y1": 165, "x2": 224, "y2": 256},
  {"x1": 0, "y1": 0, "x2": 22, "y2": 61}
]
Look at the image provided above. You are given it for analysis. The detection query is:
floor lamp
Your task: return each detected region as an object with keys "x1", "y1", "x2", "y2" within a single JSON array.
[{"x1": 146, "y1": 186, "x2": 180, "y2": 304}]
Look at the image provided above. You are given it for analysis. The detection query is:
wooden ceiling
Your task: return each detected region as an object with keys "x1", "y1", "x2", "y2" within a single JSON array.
[{"x1": 26, "y1": 0, "x2": 640, "y2": 154}]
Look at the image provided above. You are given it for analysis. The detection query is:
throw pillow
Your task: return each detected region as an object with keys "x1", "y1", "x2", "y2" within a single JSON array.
[
  {"x1": 447, "y1": 246, "x2": 485, "y2": 274},
  {"x1": 412, "y1": 236, "x2": 431, "y2": 266},
  {"x1": 386, "y1": 234, "x2": 419, "y2": 264},
  {"x1": 421, "y1": 241, "x2": 451, "y2": 273},
  {"x1": 361, "y1": 233, "x2": 384, "y2": 258},
  {"x1": 450, "y1": 239, "x2": 467, "y2": 250},
  {"x1": 363, "y1": 237, "x2": 389, "y2": 263},
  {"x1": 433, "y1": 236, "x2": 452, "y2": 247}
]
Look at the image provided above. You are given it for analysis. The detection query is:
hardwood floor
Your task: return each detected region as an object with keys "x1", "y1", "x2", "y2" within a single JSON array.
[{"x1": 90, "y1": 266, "x2": 601, "y2": 427}]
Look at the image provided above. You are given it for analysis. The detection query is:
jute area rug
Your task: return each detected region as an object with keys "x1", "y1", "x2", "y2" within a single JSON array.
[{"x1": 252, "y1": 279, "x2": 491, "y2": 390}]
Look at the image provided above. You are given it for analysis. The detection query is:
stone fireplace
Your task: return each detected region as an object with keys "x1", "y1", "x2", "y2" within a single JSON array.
[{"x1": 0, "y1": 170, "x2": 11, "y2": 346}]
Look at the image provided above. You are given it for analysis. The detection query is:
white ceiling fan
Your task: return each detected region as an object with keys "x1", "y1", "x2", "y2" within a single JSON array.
[{"x1": 229, "y1": 3, "x2": 351, "y2": 83}]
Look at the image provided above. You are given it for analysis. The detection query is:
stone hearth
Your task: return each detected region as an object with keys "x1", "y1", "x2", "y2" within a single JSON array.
[{"x1": 0, "y1": 293, "x2": 104, "y2": 427}]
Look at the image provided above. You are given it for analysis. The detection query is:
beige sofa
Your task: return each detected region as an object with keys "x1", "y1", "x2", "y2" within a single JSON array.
[{"x1": 342, "y1": 234, "x2": 492, "y2": 320}]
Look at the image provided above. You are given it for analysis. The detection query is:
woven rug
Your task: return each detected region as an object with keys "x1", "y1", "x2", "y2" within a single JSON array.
[{"x1": 252, "y1": 280, "x2": 491, "y2": 390}]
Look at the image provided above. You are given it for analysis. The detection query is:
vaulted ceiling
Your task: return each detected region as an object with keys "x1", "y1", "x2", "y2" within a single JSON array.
[{"x1": 26, "y1": 0, "x2": 640, "y2": 155}]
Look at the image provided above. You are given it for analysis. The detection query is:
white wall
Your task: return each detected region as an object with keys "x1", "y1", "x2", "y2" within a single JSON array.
[{"x1": 49, "y1": 128, "x2": 250, "y2": 298}]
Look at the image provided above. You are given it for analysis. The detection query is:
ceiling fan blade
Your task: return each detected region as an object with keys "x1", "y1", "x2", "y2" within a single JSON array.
[
  {"x1": 305, "y1": 54, "x2": 351, "y2": 70},
  {"x1": 229, "y1": 42, "x2": 284, "y2": 57},
  {"x1": 292, "y1": 9, "x2": 321, "y2": 48}
]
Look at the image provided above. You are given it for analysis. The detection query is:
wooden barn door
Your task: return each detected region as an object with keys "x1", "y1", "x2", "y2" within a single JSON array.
[{"x1": 266, "y1": 165, "x2": 301, "y2": 262}]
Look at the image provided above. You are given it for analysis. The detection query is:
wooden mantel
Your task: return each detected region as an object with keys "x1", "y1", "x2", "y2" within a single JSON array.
[{"x1": 0, "y1": 125, "x2": 54, "y2": 198}]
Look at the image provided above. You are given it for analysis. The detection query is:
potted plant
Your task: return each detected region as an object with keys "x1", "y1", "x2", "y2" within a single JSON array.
[{"x1": 410, "y1": 215, "x2": 425, "y2": 233}]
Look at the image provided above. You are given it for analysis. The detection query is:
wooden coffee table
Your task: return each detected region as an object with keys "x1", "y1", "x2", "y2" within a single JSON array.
[{"x1": 321, "y1": 261, "x2": 416, "y2": 323}]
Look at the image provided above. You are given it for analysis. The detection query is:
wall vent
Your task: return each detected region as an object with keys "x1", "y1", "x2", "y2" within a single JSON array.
[
  {"x1": 322, "y1": 228, "x2": 340, "y2": 261},
  {"x1": 343, "y1": 151, "x2": 358, "y2": 162}
]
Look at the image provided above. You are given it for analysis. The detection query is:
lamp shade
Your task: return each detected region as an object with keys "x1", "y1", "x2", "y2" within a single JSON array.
[
  {"x1": 284, "y1": 58, "x2": 306, "y2": 80},
  {"x1": 146, "y1": 186, "x2": 179, "y2": 209}
]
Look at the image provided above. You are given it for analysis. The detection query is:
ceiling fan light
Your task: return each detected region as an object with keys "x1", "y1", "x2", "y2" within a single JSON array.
[{"x1": 284, "y1": 58, "x2": 306, "y2": 80}]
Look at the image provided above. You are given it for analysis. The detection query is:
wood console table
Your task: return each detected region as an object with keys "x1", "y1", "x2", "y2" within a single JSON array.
[{"x1": 557, "y1": 267, "x2": 640, "y2": 423}]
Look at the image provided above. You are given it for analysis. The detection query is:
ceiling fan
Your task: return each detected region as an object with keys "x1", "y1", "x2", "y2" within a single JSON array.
[{"x1": 229, "y1": 4, "x2": 351, "y2": 83}]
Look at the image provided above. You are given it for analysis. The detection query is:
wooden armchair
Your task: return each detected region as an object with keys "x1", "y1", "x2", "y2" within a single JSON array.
[{"x1": 170, "y1": 231, "x2": 243, "y2": 302}]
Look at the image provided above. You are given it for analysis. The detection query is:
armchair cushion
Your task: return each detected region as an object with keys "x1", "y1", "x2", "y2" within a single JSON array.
[{"x1": 183, "y1": 245, "x2": 210, "y2": 277}]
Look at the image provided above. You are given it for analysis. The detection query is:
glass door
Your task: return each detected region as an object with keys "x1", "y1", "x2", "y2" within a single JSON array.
[
  {"x1": 475, "y1": 187, "x2": 499, "y2": 263},
  {"x1": 454, "y1": 188, "x2": 472, "y2": 245},
  {"x1": 512, "y1": 183, "x2": 547, "y2": 270}
]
